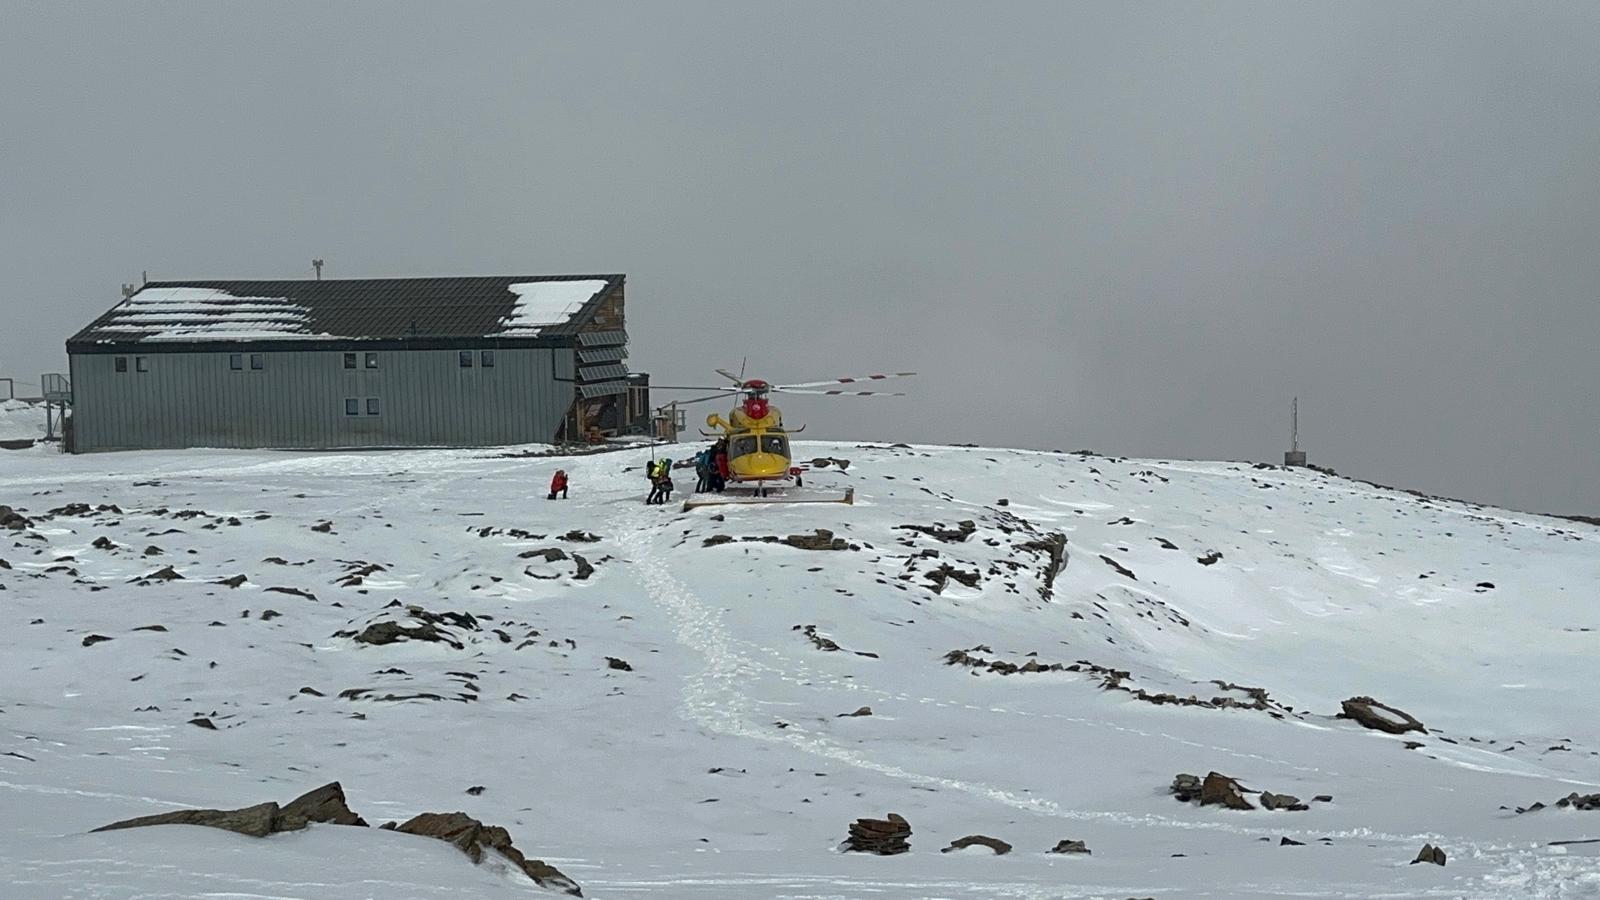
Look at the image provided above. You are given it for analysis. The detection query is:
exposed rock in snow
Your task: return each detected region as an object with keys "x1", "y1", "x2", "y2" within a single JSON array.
[
  {"x1": 1412, "y1": 843, "x2": 1447, "y2": 866},
  {"x1": 1199, "y1": 772, "x2": 1254, "y2": 810},
  {"x1": 1048, "y1": 839, "x2": 1091, "y2": 854},
  {"x1": 942, "y1": 834, "x2": 1011, "y2": 854},
  {"x1": 1339, "y1": 696, "x2": 1426, "y2": 734},
  {"x1": 843, "y1": 813, "x2": 911, "y2": 855},
  {"x1": 393, "y1": 811, "x2": 581, "y2": 895},
  {"x1": 93, "y1": 782, "x2": 365, "y2": 837}
]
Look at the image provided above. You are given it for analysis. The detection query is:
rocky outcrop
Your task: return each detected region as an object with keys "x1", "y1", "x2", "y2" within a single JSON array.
[
  {"x1": 1339, "y1": 696, "x2": 1425, "y2": 734},
  {"x1": 277, "y1": 782, "x2": 368, "y2": 829},
  {"x1": 783, "y1": 529, "x2": 849, "y2": 551},
  {"x1": 1518, "y1": 792, "x2": 1600, "y2": 813},
  {"x1": 92, "y1": 782, "x2": 366, "y2": 838},
  {"x1": 92, "y1": 788, "x2": 575, "y2": 894},
  {"x1": 796, "y1": 624, "x2": 879, "y2": 658},
  {"x1": 844, "y1": 813, "x2": 911, "y2": 855},
  {"x1": 0, "y1": 505, "x2": 31, "y2": 531},
  {"x1": 942, "y1": 834, "x2": 1011, "y2": 854},
  {"x1": 393, "y1": 812, "x2": 580, "y2": 895},
  {"x1": 897, "y1": 520, "x2": 976, "y2": 543},
  {"x1": 344, "y1": 606, "x2": 480, "y2": 650},
  {"x1": 1049, "y1": 839, "x2": 1091, "y2": 854},
  {"x1": 1172, "y1": 772, "x2": 1314, "y2": 813}
]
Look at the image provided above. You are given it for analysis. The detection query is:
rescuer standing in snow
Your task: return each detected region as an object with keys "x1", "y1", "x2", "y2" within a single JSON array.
[{"x1": 548, "y1": 469, "x2": 568, "y2": 500}]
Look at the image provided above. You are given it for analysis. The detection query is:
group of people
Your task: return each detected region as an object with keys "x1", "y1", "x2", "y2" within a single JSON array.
[
  {"x1": 695, "y1": 439, "x2": 730, "y2": 494},
  {"x1": 547, "y1": 441, "x2": 735, "y2": 508}
]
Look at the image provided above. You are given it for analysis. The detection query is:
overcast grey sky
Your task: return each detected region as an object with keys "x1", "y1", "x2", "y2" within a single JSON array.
[{"x1": 2, "y1": 2, "x2": 1596, "y2": 513}]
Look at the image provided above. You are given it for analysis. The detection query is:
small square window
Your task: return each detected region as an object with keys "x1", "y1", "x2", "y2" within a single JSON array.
[
  {"x1": 250, "y1": 353, "x2": 264, "y2": 370},
  {"x1": 365, "y1": 352, "x2": 378, "y2": 369},
  {"x1": 366, "y1": 397, "x2": 381, "y2": 416},
  {"x1": 229, "y1": 354, "x2": 243, "y2": 371},
  {"x1": 460, "y1": 350, "x2": 474, "y2": 367},
  {"x1": 114, "y1": 357, "x2": 128, "y2": 373},
  {"x1": 481, "y1": 350, "x2": 495, "y2": 368},
  {"x1": 135, "y1": 356, "x2": 149, "y2": 372},
  {"x1": 343, "y1": 353, "x2": 356, "y2": 369},
  {"x1": 345, "y1": 398, "x2": 359, "y2": 416}
]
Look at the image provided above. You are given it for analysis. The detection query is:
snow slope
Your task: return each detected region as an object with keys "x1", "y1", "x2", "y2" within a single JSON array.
[{"x1": 3, "y1": 444, "x2": 1599, "y2": 898}]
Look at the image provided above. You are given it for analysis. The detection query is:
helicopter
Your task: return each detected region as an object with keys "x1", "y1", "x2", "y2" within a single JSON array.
[{"x1": 652, "y1": 367, "x2": 914, "y2": 505}]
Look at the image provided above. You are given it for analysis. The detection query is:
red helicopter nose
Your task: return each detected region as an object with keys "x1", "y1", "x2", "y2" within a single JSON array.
[{"x1": 745, "y1": 397, "x2": 769, "y2": 420}]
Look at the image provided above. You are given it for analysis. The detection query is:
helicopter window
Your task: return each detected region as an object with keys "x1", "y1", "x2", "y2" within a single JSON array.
[
  {"x1": 761, "y1": 434, "x2": 788, "y2": 455},
  {"x1": 730, "y1": 436, "x2": 757, "y2": 458}
]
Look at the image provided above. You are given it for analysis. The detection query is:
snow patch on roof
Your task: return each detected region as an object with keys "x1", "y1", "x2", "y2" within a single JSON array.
[
  {"x1": 498, "y1": 280, "x2": 609, "y2": 336},
  {"x1": 101, "y1": 287, "x2": 330, "y2": 342}
]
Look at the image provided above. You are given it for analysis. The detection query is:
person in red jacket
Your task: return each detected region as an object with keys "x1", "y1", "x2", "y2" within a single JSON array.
[
  {"x1": 713, "y1": 443, "x2": 730, "y2": 493},
  {"x1": 548, "y1": 469, "x2": 568, "y2": 500}
]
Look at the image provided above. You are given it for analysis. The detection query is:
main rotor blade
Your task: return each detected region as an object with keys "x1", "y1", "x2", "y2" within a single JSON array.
[
  {"x1": 649, "y1": 385, "x2": 736, "y2": 391},
  {"x1": 715, "y1": 368, "x2": 744, "y2": 385},
  {"x1": 771, "y1": 388, "x2": 906, "y2": 396},
  {"x1": 775, "y1": 372, "x2": 916, "y2": 389},
  {"x1": 672, "y1": 392, "x2": 736, "y2": 406}
]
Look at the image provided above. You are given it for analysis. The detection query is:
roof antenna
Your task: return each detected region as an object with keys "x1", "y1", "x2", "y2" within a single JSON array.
[
  {"x1": 121, "y1": 283, "x2": 137, "y2": 299},
  {"x1": 313, "y1": 258, "x2": 325, "y2": 280}
]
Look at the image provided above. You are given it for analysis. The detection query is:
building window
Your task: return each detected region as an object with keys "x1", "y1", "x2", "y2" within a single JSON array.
[
  {"x1": 459, "y1": 350, "x2": 474, "y2": 368},
  {"x1": 115, "y1": 357, "x2": 128, "y2": 373},
  {"x1": 365, "y1": 352, "x2": 378, "y2": 369},
  {"x1": 343, "y1": 353, "x2": 356, "y2": 369},
  {"x1": 135, "y1": 356, "x2": 149, "y2": 373},
  {"x1": 481, "y1": 350, "x2": 495, "y2": 368},
  {"x1": 345, "y1": 398, "x2": 359, "y2": 416},
  {"x1": 366, "y1": 397, "x2": 381, "y2": 416},
  {"x1": 230, "y1": 354, "x2": 243, "y2": 371},
  {"x1": 250, "y1": 353, "x2": 264, "y2": 370}
]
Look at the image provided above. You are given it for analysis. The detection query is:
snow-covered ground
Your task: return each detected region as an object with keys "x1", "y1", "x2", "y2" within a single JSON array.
[
  {"x1": 3, "y1": 443, "x2": 1599, "y2": 898},
  {"x1": 0, "y1": 398, "x2": 48, "y2": 444}
]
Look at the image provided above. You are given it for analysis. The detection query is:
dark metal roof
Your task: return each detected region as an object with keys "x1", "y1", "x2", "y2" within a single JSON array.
[{"x1": 67, "y1": 274, "x2": 623, "y2": 349}]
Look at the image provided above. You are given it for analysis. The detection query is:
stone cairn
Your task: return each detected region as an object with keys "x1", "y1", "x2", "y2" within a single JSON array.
[{"x1": 845, "y1": 813, "x2": 911, "y2": 855}]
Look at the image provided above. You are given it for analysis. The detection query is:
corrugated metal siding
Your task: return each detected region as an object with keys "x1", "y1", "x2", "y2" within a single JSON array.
[{"x1": 69, "y1": 347, "x2": 575, "y2": 451}]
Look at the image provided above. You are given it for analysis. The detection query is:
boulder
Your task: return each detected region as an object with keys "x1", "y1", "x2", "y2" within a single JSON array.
[
  {"x1": 0, "y1": 505, "x2": 32, "y2": 531},
  {"x1": 1259, "y1": 791, "x2": 1308, "y2": 812},
  {"x1": 942, "y1": 834, "x2": 1011, "y2": 855},
  {"x1": 394, "y1": 812, "x2": 581, "y2": 895},
  {"x1": 1339, "y1": 696, "x2": 1425, "y2": 734},
  {"x1": 1171, "y1": 773, "x2": 1203, "y2": 802},
  {"x1": 1049, "y1": 839, "x2": 1091, "y2": 854},
  {"x1": 1411, "y1": 843, "x2": 1446, "y2": 866},
  {"x1": 844, "y1": 813, "x2": 911, "y2": 855},
  {"x1": 1200, "y1": 772, "x2": 1254, "y2": 810}
]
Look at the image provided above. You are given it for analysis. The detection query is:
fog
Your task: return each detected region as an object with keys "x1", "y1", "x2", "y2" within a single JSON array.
[{"x1": 3, "y1": 2, "x2": 1596, "y2": 512}]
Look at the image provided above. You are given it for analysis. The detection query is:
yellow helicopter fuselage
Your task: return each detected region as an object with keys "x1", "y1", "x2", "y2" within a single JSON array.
[{"x1": 707, "y1": 407, "x2": 795, "y2": 482}]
